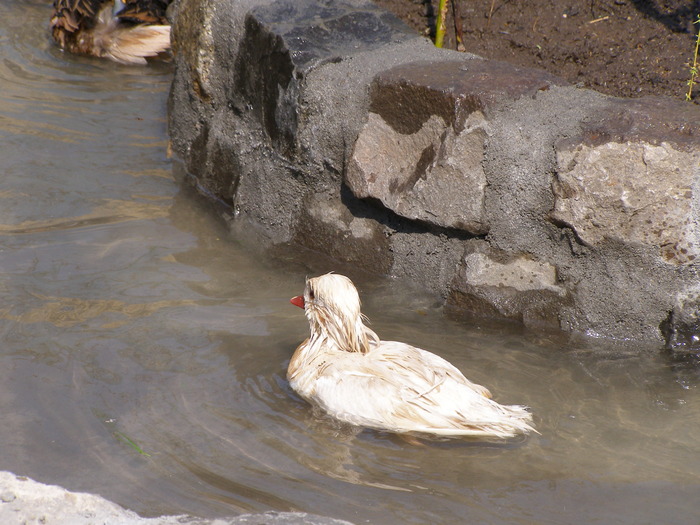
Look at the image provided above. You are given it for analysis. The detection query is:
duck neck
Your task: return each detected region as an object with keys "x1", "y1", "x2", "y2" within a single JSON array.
[{"x1": 308, "y1": 313, "x2": 378, "y2": 355}]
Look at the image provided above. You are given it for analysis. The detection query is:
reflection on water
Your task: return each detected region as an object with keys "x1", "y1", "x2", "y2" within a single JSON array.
[{"x1": 1, "y1": 1, "x2": 699, "y2": 524}]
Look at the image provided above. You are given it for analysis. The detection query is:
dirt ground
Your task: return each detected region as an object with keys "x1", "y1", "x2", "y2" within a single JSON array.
[{"x1": 373, "y1": 0, "x2": 700, "y2": 103}]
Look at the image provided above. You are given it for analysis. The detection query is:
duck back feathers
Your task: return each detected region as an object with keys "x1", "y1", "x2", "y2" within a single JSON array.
[{"x1": 50, "y1": 0, "x2": 171, "y2": 64}]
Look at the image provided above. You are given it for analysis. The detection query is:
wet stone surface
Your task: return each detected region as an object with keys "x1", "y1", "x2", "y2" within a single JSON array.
[
  {"x1": 552, "y1": 97, "x2": 700, "y2": 266},
  {"x1": 234, "y1": 0, "x2": 416, "y2": 157},
  {"x1": 169, "y1": 0, "x2": 700, "y2": 346},
  {"x1": 346, "y1": 59, "x2": 566, "y2": 232},
  {"x1": 368, "y1": 59, "x2": 568, "y2": 130}
]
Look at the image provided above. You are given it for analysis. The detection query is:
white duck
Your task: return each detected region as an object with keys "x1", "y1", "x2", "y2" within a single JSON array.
[{"x1": 288, "y1": 273, "x2": 536, "y2": 439}]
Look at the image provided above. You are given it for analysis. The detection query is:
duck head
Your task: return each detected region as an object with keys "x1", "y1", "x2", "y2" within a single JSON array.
[{"x1": 291, "y1": 273, "x2": 377, "y2": 354}]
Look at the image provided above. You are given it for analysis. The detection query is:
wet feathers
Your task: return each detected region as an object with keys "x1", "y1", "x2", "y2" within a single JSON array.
[
  {"x1": 288, "y1": 273, "x2": 536, "y2": 439},
  {"x1": 50, "y1": 0, "x2": 172, "y2": 64}
]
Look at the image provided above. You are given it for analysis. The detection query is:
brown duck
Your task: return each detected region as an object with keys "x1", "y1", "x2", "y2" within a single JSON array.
[{"x1": 50, "y1": 0, "x2": 171, "y2": 64}]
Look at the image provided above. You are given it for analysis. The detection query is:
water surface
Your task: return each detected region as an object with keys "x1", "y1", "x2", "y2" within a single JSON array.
[{"x1": 1, "y1": 2, "x2": 699, "y2": 524}]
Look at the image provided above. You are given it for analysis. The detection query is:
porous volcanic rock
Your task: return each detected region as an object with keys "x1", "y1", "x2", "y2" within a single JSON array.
[{"x1": 168, "y1": 0, "x2": 700, "y2": 349}]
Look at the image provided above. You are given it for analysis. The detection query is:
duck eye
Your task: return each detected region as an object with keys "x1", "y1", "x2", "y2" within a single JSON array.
[{"x1": 308, "y1": 289, "x2": 315, "y2": 300}]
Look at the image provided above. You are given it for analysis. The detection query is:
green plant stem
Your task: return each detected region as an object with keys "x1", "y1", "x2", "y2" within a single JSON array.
[
  {"x1": 114, "y1": 431, "x2": 151, "y2": 457},
  {"x1": 686, "y1": 15, "x2": 700, "y2": 101},
  {"x1": 435, "y1": 0, "x2": 450, "y2": 48}
]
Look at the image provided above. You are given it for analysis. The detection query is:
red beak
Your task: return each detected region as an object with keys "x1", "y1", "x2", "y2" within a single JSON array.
[{"x1": 290, "y1": 295, "x2": 305, "y2": 308}]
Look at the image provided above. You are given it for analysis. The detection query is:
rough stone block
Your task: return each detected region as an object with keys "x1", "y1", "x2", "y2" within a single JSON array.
[
  {"x1": 170, "y1": 0, "x2": 216, "y2": 102},
  {"x1": 168, "y1": 0, "x2": 700, "y2": 345},
  {"x1": 293, "y1": 192, "x2": 393, "y2": 273},
  {"x1": 349, "y1": 109, "x2": 489, "y2": 232},
  {"x1": 233, "y1": 0, "x2": 415, "y2": 157},
  {"x1": 661, "y1": 286, "x2": 700, "y2": 351},
  {"x1": 447, "y1": 241, "x2": 570, "y2": 328},
  {"x1": 346, "y1": 60, "x2": 565, "y2": 233},
  {"x1": 552, "y1": 97, "x2": 700, "y2": 265}
]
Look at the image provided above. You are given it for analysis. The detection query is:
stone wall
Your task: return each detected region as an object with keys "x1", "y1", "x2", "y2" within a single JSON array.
[{"x1": 167, "y1": 0, "x2": 700, "y2": 349}]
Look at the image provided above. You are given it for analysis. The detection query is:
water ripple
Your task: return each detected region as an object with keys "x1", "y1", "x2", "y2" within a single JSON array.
[{"x1": 0, "y1": 1, "x2": 699, "y2": 524}]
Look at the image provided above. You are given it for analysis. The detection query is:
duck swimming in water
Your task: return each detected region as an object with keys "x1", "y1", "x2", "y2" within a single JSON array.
[
  {"x1": 50, "y1": 0, "x2": 171, "y2": 64},
  {"x1": 289, "y1": 273, "x2": 536, "y2": 439}
]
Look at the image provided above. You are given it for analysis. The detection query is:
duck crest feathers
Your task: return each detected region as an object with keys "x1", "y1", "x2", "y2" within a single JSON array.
[{"x1": 304, "y1": 274, "x2": 378, "y2": 355}]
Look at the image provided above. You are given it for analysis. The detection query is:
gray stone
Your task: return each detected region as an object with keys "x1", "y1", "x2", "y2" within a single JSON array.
[
  {"x1": 167, "y1": 0, "x2": 700, "y2": 346},
  {"x1": 293, "y1": 191, "x2": 393, "y2": 273},
  {"x1": 348, "y1": 109, "x2": 489, "y2": 232},
  {"x1": 346, "y1": 60, "x2": 564, "y2": 233},
  {"x1": 0, "y1": 471, "x2": 354, "y2": 525},
  {"x1": 447, "y1": 241, "x2": 571, "y2": 329},
  {"x1": 232, "y1": 0, "x2": 416, "y2": 158},
  {"x1": 230, "y1": 512, "x2": 353, "y2": 524},
  {"x1": 552, "y1": 97, "x2": 700, "y2": 266},
  {"x1": 661, "y1": 286, "x2": 700, "y2": 351},
  {"x1": 168, "y1": 0, "x2": 434, "y2": 249},
  {"x1": 387, "y1": 229, "x2": 467, "y2": 298}
]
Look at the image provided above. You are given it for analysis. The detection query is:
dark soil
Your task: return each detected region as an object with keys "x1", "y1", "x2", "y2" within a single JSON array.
[{"x1": 373, "y1": 0, "x2": 700, "y2": 103}]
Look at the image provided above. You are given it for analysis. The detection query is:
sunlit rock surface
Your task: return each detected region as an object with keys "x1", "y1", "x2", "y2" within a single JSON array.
[
  {"x1": 0, "y1": 472, "x2": 353, "y2": 524},
  {"x1": 167, "y1": 0, "x2": 700, "y2": 348},
  {"x1": 446, "y1": 240, "x2": 572, "y2": 329},
  {"x1": 552, "y1": 98, "x2": 700, "y2": 266},
  {"x1": 347, "y1": 60, "x2": 565, "y2": 233}
]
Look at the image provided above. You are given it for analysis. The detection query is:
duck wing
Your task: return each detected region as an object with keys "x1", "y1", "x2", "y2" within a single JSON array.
[
  {"x1": 116, "y1": 0, "x2": 170, "y2": 24},
  {"x1": 50, "y1": 0, "x2": 171, "y2": 64},
  {"x1": 51, "y1": 0, "x2": 110, "y2": 37},
  {"x1": 312, "y1": 341, "x2": 534, "y2": 438}
]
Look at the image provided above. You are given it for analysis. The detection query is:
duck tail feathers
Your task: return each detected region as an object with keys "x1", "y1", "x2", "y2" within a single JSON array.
[
  {"x1": 51, "y1": 2, "x2": 171, "y2": 64},
  {"x1": 101, "y1": 24, "x2": 171, "y2": 65}
]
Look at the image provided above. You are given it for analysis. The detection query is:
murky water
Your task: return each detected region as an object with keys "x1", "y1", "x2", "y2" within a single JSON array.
[{"x1": 1, "y1": 2, "x2": 699, "y2": 524}]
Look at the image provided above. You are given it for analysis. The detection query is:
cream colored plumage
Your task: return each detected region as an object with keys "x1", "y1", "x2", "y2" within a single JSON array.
[{"x1": 288, "y1": 273, "x2": 536, "y2": 439}]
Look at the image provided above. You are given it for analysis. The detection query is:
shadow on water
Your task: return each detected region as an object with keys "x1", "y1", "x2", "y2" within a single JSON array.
[{"x1": 0, "y1": 1, "x2": 699, "y2": 524}]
